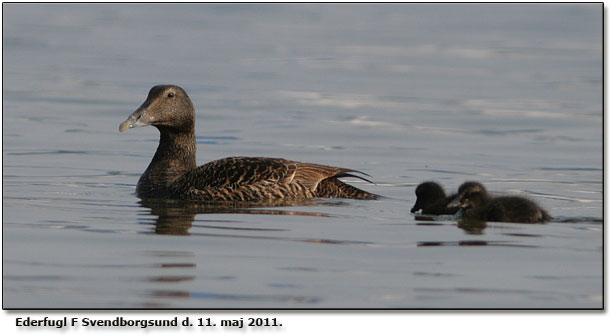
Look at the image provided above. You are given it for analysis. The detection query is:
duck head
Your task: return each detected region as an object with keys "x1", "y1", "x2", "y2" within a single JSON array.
[
  {"x1": 120, "y1": 85, "x2": 195, "y2": 132},
  {"x1": 411, "y1": 181, "x2": 446, "y2": 213},
  {"x1": 448, "y1": 181, "x2": 488, "y2": 209}
]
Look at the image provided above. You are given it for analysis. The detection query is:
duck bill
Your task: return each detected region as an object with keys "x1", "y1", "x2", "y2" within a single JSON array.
[
  {"x1": 447, "y1": 196, "x2": 462, "y2": 208},
  {"x1": 119, "y1": 107, "x2": 151, "y2": 132}
]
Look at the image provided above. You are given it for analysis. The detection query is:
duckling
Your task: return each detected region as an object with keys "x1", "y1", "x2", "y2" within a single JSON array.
[
  {"x1": 410, "y1": 181, "x2": 460, "y2": 215},
  {"x1": 448, "y1": 181, "x2": 551, "y2": 223}
]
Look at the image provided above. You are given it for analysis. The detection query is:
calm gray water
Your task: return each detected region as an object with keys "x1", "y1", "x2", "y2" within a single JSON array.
[{"x1": 2, "y1": 4, "x2": 602, "y2": 309}]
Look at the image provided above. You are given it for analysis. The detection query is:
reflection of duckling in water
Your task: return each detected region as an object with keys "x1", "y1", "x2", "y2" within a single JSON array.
[
  {"x1": 410, "y1": 181, "x2": 460, "y2": 215},
  {"x1": 448, "y1": 181, "x2": 551, "y2": 223}
]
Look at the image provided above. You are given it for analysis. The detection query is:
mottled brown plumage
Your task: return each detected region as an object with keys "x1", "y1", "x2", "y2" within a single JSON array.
[{"x1": 120, "y1": 85, "x2": 378, "y2": 202}]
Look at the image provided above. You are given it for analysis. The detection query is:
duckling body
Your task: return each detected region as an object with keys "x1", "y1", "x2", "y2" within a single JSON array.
[
  {"x1": 410, "y1": 181, "x2": 459, "y2": 215},
  {"x1": 120, "y1": 85, "x2": 378, "y2": 202},
  {"x1": 449, "y1": 182, "x2": 551, "y2": 223}
]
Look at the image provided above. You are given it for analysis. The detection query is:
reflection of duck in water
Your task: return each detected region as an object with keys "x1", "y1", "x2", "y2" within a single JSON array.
[
  {"x1": 120, "y1": 85, "x2": 378, "y2": 203},
  {"x1": 410, "y1": 181, "x2": 460, "y2": 215},
  {"x1": 143, "y1": 201, "x2": 197, "y2": 235},
  {"x1": 448, "y1": 181, "x2": 551, "y2": 223},
  {"x1": 140, "y1": 199, "x2": 334, "y2": 235}
]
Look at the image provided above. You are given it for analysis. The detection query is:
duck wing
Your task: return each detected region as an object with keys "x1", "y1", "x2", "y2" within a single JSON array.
[{"x1": 185, "y1": 156, "x2": 370, "y2": 191}]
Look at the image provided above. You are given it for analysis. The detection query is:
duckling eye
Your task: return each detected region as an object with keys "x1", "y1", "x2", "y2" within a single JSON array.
[{"x1": 167, "y1": 92, "x2": 175, "y2": 98}]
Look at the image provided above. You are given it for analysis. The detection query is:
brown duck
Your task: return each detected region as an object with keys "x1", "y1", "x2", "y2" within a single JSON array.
[{"x1": 120, "y1": 85, "x2": 378, "y2": 202}]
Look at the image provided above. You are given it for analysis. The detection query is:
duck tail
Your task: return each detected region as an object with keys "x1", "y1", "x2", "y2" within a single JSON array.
[
  {"x1": 540, "y1": 209, "x2": 552, "y2": 222},
  {"x1": 316, "y1": 177, "x2": 379, "y2": 200},
  {"x1": 335, "y1": 172, "x2": 375, "y2": 185}
]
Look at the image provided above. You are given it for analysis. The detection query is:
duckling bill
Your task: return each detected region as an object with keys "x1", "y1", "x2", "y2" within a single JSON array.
[
  {"x1": 448, "y1": 181, "x2": 551, "y2": 223},
  {"x1": 120, "y1": 85, "x2": 379, "y2": 202}
]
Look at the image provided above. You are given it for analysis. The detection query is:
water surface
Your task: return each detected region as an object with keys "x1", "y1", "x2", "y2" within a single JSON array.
[{"x1": 2, "y1": 3, "x2": 602, "y2": 309}]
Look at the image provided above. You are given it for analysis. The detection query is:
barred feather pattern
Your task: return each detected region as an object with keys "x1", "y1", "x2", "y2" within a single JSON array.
[{"x1": 161, "y1": 157, "x2": 378, "y2": 202}]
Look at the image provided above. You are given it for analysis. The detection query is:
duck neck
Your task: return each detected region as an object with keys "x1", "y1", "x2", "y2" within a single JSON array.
[
  {"x1": 138, "y1": 126, "x2": 197, "y2": 193},
  {"x1": 157, "y1": 126, "x2": 197, "y2": 168}
]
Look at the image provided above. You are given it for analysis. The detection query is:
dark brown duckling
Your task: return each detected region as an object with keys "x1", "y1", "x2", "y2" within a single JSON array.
[
  {"x1": 410, "y1": 181, "x2": 460, "y2": 215},
  {"x1": 448, "y1": 181, "x2": 551, "y2": 223},
  {"x1": 119, "y1": 85, "x2": 378, "y2": 202}
]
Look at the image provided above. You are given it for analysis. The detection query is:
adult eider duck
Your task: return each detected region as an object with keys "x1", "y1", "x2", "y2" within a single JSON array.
[
  {"x1": 447, "y1": 181, "x2": 551, "y2": 223},
  {"x1": 410, "y1": 181, "x2": 460, "y2": 215},
  {"x1": 119, "y1": 85, "x2": 378, "y2": 202}
]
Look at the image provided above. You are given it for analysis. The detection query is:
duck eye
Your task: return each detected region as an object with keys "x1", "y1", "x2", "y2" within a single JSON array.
[{"x1": 167, "y1": 92, "x2": 174, "y2": 98}]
